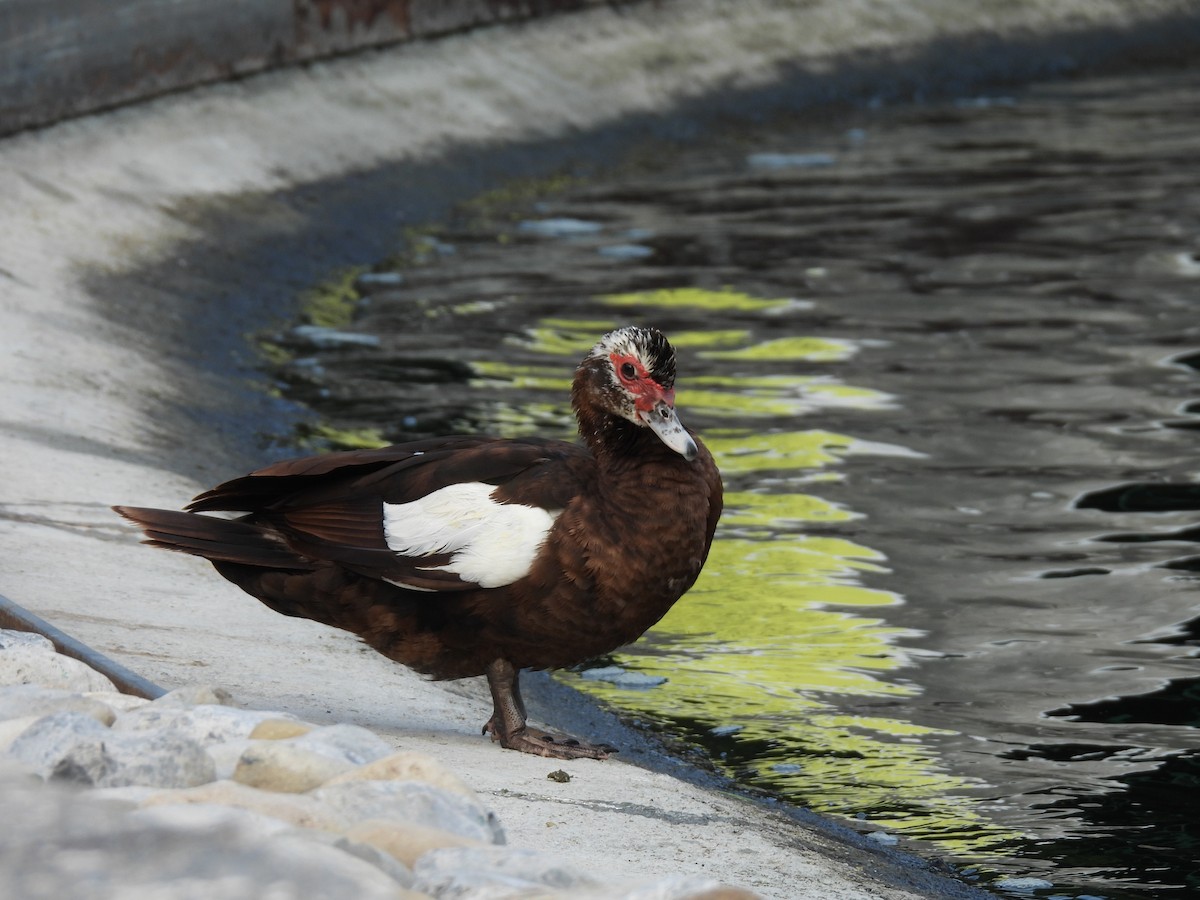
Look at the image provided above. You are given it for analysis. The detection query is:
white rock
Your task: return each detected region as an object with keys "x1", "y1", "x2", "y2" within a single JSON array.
[
  {"x1": 326, "y1": 750, "x2": 478, "y2": 800},
  {"x1": 149, "y1": 685, "x2": 236, "y2": 708},
  {"x1": 0, "y1": 715, "x2": 39, "y2": 754},
  {"x1": 345, "y1": 819, "x2": 486, "y2": 869},
  {"x1": 5, "y1": 710, "x2": 109, "y2": 773},
  {"x1": 130, "y1": 800, "x2": 295, "y2": 838},
  {"x1": 248, "y1": 718, "x2": 314, "y2": 740},
  {"x1": 140, "y1": 779, "x2": 344, "y2": 832},
  {"x1": 74, "y1": 730, "x2": 217, "y2": 788},
  {"x1": 312, "y1": 780, "x2": 503, "y2": 845},
  {"x1": 0, "y1": 632, "x2": 116, "y2": 692},
  {"x1": 289, "y1": 723, "x2": 395, "y2": 766},
  {"x1": 0, "y1": 795, "x2": 413, "y2": 899},
  {"x1": 112, "y1": 703, "x2": 292, "y2": 746},
  {"x1": 413, "y1": 846, "x2": 598, "y2": 897},
  {"x1": 205, "y1": 739, "x2": 252, "y2": 780},
  {"x1": 83, "y1": 690, "x2": 152, "y2": 713},
  {"x1": 0, "y1": 631, "x2": 51, "y2": 652},
  {"x1": 233, "y1": 739, "x2": 356, "y2": 792},
  {"x1": 315, "y1": 831, "x2": 417, "y2": 889},
  {"x1": 613, "y1": 876, "x2": 759, "y2": 899},
  {"x1": 87, "y1": 785, "x2": 160, "y2": 807},
  {"x1": 8, "y1": 711, "x2": 215, "y2": 788},
  {"x1": 0, "y1": 684, "x2": 118, "y2": 725}
]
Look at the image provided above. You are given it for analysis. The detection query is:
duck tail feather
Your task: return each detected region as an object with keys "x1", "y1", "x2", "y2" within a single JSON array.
[{"x1": 112, "y1": 506, "x2": 311, "y2": 570}]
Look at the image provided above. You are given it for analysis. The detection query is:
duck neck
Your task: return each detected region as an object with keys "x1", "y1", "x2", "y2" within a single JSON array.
[{"x1": 575, "y1": 402, "x2": 678, "y2": 476}]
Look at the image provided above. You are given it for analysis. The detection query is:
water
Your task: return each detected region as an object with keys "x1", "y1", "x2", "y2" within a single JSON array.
[{"x1": 265, "y1": 62, "x2": 1200, "y2": 898}]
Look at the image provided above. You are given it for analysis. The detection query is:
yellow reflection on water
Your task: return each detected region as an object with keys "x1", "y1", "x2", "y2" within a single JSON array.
[
  {"x1": 472, "y1": 361, "x2": 571, "y2": 394},
  {"x1": 701, "y1": 335, "x2": 858, "y2": 363},
  {"x1": 723, "y1": 490, "x2": 859, "y2": 527},
  {"x1": 691, "y1": 375, "x2": 896, "y2": 412},
  {"x1": 566, "y1": 479, "x2": 1023, "y2": 853},
  {"x1": 482, "y1": 401, "x2": 573, "y2": 439},
  {"x1": 704, "y1": 430, "x2": 922, "y2": 475},
  {"x1": 521, "y1": 320, "x2": 616, "y2": 357},
  {"x1": 602, "y1": 287, "x2": 807, "y2": 314}
]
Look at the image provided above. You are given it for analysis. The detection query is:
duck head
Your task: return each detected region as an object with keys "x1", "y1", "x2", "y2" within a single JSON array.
[{"x1": 573, "y1": 326, "x2": 698, "y2": 462}]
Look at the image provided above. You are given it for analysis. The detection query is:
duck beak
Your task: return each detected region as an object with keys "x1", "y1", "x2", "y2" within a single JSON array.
[{"x1": 640, "y1": 400, "x2": 699, "y2": 461}]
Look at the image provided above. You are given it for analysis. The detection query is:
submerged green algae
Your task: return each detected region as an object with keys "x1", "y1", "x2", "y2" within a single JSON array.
[
  {"x1": 299, "y1": 267, "x2": 365, "y2": 328},
  {"x1": 699, "y1": 335, "x2": 858, "y2": 363},
  {"x1": 602, "y1": 287, "x2": 805, "y2": 314},
  {"x1": 288, "y1": 422, "x2": 390, "y2": 451}
]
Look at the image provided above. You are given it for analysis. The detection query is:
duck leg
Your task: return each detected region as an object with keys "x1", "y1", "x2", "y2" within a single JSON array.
[{"x1": 482, "y1": 658, "x2": 614, "y2": 760}]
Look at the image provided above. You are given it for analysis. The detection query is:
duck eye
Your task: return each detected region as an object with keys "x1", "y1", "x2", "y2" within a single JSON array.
[{"x1": 620, "y1": 362, "x2": 637, "y2": 380}]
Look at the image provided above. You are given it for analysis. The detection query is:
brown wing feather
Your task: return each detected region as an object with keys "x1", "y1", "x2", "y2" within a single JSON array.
[
  {"x1": 188, "y1": 437, "x2": 580, "y2": 513},
  {"x1": 186, "y1": 448, "x2": 429, "y2": 513},
  {"x1": 276, "y1": 499, "x2": 388, "y2": 549},
  {"x1": 131, "y1": 438, "x2": 596, "y2": 597},
  {"x1": 113, "y1": 506, "x2": 313, "y2": 570}
]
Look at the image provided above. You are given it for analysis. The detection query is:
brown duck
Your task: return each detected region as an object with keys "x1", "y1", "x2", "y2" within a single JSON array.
[{"x1": 116, "y1": 326, "x2": 722, "y2": 759}]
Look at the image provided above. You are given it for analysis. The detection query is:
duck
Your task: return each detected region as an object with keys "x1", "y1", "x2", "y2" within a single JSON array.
[{"x1": 115, "y1": 326, "x2": 722, "y2": 759}]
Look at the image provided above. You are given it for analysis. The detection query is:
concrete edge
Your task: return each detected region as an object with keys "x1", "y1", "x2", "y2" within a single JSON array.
[{"x1": 0, "y1": 0, "x2": 621, "y2": 137}]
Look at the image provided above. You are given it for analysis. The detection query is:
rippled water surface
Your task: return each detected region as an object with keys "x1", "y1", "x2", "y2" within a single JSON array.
[{"x1": 268, "y1": 63, "x2": 1200, "y2": 898}]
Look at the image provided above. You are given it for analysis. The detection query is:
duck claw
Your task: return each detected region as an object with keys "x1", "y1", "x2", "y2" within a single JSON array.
[{"x1": 483, "y1": 719, "x2": 615, "y2": 760}]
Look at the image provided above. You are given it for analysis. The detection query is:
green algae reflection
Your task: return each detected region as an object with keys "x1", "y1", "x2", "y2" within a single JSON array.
[
  {"x1": 564, "y1": 514, "x2": 1022, "y2": 856},
  {"x1": 602, "y1": 286, "x2": 808, "y2": 314},
  {"x1": 471, "y1": 308, "x2": 896, "y2": 432},
  {"x1": 472, "y1": 291, "x2": 1024, "y2": 857},
  {"x1": 565, "y1": 432, "x2": 1022, "y2": 855}
]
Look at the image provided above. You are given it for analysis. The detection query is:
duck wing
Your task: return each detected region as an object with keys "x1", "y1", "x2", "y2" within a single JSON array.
[{"x1": 189, "y1": 437, "x2": 591, "y2": 594}]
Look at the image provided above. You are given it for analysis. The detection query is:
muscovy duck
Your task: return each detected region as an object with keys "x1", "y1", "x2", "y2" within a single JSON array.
[{"x1": 115, "y1": 326, "x2": 722, "y2": 759}]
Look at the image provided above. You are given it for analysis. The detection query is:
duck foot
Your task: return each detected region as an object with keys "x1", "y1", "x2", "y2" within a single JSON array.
[
  {"x1": 482, "y1": 718, "x2": 616, "y2": 760},
  {"x1": 483, "y1": 658, "x2": 617, "y2": 760}
]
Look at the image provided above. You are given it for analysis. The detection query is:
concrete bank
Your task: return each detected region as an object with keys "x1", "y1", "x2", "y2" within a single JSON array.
[
  {"x1": 2, "y1": 1, "x2": 1198, "y2": 897},
  {"x1": 0, "y1": 0, "x2": 619, "y2": 136}
]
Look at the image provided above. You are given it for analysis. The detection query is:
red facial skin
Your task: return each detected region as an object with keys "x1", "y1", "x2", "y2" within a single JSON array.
[{"x1": 610, "y1": 351, "x2": 674, "y2": 413}]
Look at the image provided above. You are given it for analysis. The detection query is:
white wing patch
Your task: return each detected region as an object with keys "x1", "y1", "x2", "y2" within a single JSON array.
[{"x1": 382, "y1": 482, "x2": 558, "y2": 589}]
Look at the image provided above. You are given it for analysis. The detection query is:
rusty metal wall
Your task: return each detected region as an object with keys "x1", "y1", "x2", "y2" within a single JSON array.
[{"x1": 0, "y1": 0, "x2": 605, "y2": 137}]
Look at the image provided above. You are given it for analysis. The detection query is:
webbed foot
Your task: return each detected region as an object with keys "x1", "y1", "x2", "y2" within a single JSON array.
[{"x1": 482, "y1": 718, "x2": 615, "y2": 760}]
